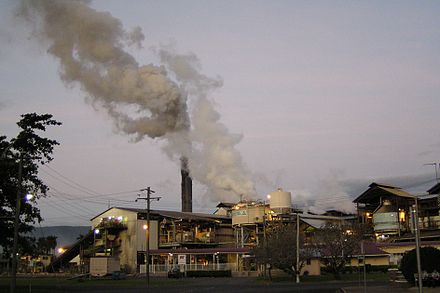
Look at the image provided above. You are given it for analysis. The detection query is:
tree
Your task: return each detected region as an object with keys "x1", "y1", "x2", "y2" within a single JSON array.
[
  {"x1": 400, "y1": 246, "x2": 440, "y2": 285},
  {"x1": 36, "y1": 236, "x2": 58, "y2": 255},
  {"x1": 312, "y1": 223, "x2": 363, "y2": 279},
  {"x1": 254, "y1": 221, "x2": 315, "y2": 280},
  {"x1": 0, "y1": 113, "x2": 61, "y2": 258}
]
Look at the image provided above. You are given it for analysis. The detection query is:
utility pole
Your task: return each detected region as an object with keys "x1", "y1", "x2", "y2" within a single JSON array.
[
  {"x1": 361, "y1": 240, "x2": 367, "y2": 293},
  {"x1": 296, "y1": 212, "x2": 300, "y2": 284},
  {"x1": 136, "y1": 187, "x2": 160, "y2": 289},
  {"x1": 10, "y1": 153, "x2": 23, "y2": 293},
  {"x1": 412, "y1": 197, "x2": 423, "y2": 293}
]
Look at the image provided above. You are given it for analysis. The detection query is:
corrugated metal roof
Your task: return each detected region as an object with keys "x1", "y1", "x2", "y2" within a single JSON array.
[
  {"x1": 378, "y1": 186, "x2": 415, "y2": 199},
  {"x1": 149, "y1": 247, "x2": 251, "y2": 255},
  {"x1": 427, "y1": 182, "x2": 440, "y2": 194},
  {"x1": 301, "y1": 218, "x2": 326, "y2": 229},
  {"x1": 216, "y1": 202, "x2": 236, "y2": 208},
  {"x1": 353, "y1": 182, "x2": 414, "y2": 203},
  {"x1": 91, "y1": 207, "x2": 231, "y2": 222}
]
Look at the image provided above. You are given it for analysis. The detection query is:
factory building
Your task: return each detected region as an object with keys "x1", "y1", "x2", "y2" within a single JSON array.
[
  {"x1": 353, "y1": 182, "x2": 440, "y2": 265},
  {"x1": 49, "y1": 186, "x2": 359, "y2": 276}
]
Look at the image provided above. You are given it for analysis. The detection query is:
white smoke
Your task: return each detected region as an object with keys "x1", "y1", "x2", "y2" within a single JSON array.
[
  {"x1": 19, "y1": 0, "x2": 255, "y2": 201},
  {"x1": 158, "y1": 47, "x2": 255, "y2": 201}
]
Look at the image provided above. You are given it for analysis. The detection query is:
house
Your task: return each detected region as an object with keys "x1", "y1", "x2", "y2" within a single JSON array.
[{"x1": 349, "y1": 242, "x2": 390, "y2": 268}]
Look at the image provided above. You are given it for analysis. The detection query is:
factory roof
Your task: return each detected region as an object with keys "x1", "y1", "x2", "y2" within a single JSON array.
[
  {"x1": 149, "y1": 247, "x2": 251, "y2": 255},
  {"x1": 216, "y1": 202, "x2": 236, "y2": 208},
  {"x1": 427, "y1": 182, "x2": 440, "y2": 194},
  {"x1": 353, "y1": 182, "x2": 415, "y2": 204},
  {"x1": 91, "y1": 207, "x2": 231, "y2": 222}
]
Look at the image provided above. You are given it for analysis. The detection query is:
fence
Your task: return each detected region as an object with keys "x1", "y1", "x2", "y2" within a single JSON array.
[{"x1": 141, "y1": 263, "x2": 238, "y2": 273}]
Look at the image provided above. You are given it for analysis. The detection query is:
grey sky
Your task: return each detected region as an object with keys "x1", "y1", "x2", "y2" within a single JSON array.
[{"x1": 1, "y1": 0, "x2": 439, "y2": 226}]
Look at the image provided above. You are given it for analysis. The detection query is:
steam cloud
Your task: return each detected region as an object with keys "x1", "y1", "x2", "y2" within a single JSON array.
[{"x1": 19, "y1": 0, "x2": 255, "y2": 202}]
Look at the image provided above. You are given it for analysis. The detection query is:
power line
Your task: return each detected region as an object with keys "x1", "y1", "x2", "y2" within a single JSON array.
[
  {"x1": 42, "y1": 164, "x2": 100, "y2": 194},
  {"x1": 40, "y1": 197, "x2": 92, "y2": 220},
  {"x1": 40, "y1": 168, "x2": 97, "y2": 196},
  {"x1": 45, "y1": 187, "x2": 100, "y2": 215},
  {"x1": 41, "y1": 164, "x2": 140, "y2": 199}
]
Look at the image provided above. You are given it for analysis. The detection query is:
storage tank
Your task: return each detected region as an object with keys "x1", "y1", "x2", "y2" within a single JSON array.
[
  {"x1": 268, "y1": 188, "x2": 292, "y2": 214},
  {"x1": 232, "y1": 203, "x2": 266, "y2": 226},
  {"x1": 373, "y1": 200, "x2": 399, "y2": 233}
]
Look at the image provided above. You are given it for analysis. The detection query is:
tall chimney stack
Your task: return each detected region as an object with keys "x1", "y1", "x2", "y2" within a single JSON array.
[{"x1": 181, "y1": 157, "x2": 192, "y2": 212}]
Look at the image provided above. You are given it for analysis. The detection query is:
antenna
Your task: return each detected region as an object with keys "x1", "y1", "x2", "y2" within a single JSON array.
[{"x1": 423, "y1": 162, "x2": 439, "y2": 182}]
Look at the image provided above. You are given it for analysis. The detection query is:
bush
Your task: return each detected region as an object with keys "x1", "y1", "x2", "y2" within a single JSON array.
[
  {"x1": 186, "y1": 270, "x2": 231, "y2": 278},
  {"x1": 400, "y1": 246, "x2": 440, "y2": 285}
]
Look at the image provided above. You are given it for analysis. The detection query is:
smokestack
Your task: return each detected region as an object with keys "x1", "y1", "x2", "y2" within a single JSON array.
[{"x1": 181, "y1": 157, "x2": 192, "y2": 212}]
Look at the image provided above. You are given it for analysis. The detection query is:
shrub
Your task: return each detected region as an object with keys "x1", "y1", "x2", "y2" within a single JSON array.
[
  {"x1": 186, "y1": 270, "x2": 231, "y2": 278},
  {"x1": 400, "y1": 246, "x2": 440, "y2": 284}
]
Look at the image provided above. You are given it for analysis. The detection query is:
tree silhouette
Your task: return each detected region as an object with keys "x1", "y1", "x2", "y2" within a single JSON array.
[{"x1": 0, "y1": 113, "x2": 61, "y2": 257}]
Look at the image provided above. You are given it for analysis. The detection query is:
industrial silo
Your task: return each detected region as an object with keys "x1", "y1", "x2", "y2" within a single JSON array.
[
  {"x1": 372, "y1": 200, "x2": 399, "y2": 235},
  {"x1": 268, "y1": 188, "x2": 292, "y2": 214}
]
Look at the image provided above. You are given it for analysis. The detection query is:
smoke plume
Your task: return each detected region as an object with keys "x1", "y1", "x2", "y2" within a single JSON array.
[{"x1": 19, "y1": 0, "x2": 255, "y2": 201}]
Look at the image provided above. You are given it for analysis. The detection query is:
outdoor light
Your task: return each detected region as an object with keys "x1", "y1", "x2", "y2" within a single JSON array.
[
  {"x1": 143, "y1": 224, "x2": 148, "y2": 230},
  {"x1": 117, "y1": 216, "x2": 123, "y2": 221},
  {"x1": 25, "y1": 193, "x2": 33, "y2": 201},
  {"x1": 399, "y1": 210, "x2": 406, "y2": 222},
  {"x1": 58, "y1": 247, "x2": 65, "y2": 254},
  {"x1": 94, "y1": 229, "x2": 100, "y2": 235},
  {"x1": 267, "y1": 194, "x2": 271, "y2": 200}
]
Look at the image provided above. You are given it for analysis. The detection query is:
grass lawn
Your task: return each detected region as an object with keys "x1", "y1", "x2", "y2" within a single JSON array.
[
  {"x1": 0, "y1": 276, "x2": 189, "y2": 292},
  {"x1": 0, "y1": 272, "x2": 389, "y2": 292},
  {"x1": 258, "y1": 272, "x2": 389, "y2": 283}
]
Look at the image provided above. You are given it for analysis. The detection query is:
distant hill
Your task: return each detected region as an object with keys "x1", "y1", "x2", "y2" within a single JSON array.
[{"x1": 31, "y1": 226, "x2": 90, "y2": 247}]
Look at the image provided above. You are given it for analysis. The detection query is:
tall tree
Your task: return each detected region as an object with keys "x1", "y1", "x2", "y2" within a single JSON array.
[
  {"x1": 254, "y1": 221, "x2": 315, "y2": 280},
  {"x1": 0, "y1": 113, "x2": 61, "y2": 257},
  {"x1": 312, "y1": 223, "x2": 363, "y2": 279},
  {"x1": 36, "y1": 235, "x2": 58, "y2": 255}
]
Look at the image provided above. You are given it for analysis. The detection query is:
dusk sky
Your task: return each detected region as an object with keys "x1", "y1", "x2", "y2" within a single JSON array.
[{"x1": 1, "y1": 0, "x2": 440, "y2": 226}]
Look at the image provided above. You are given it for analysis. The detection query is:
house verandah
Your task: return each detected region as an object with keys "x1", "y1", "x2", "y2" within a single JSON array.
[{"x1": 140, "y1": 247, "x2": 254, "y2": 276}]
